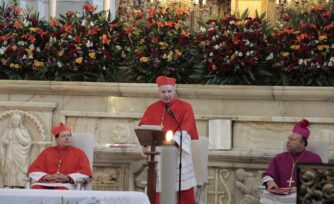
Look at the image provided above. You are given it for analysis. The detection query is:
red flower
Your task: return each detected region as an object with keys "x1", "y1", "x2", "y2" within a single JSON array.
[
  {"x1": 66, "y1": 11, "x2": 75, "y2": 18},
  {"x1": 83, "y1": 3, "x2": 96, "y2": 13}
]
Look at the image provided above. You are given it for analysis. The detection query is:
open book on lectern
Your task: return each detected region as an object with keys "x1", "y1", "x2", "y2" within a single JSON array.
[{"x1": 135, "y1": 125, "x2": 164, "y2": 146}]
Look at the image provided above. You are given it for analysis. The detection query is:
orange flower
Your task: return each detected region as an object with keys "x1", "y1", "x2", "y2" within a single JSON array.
[
  {"x1": 50, "y1": 19, "x2": 58, "y2": 26},
  {"x1": 165, "y1": 21, "x2": 174, "y2": 27},
  {"x1": 100, "y1": 34, "x2": 110, "y2": 45},
  {"x1": 296, "y1": 33, "x2": 311, "y2": 42},
  {"x1": 148, "y1": 9, "x2": 157, "y2": 17},
  {"x1": 61, "y1": 24, "x2": 73, "y2": 33},
  {"x1": 83, "y1": 3, "x2": 96, "y2": 13},
  {"x1": 181, "y1": 31, "x2": 190, "y2": 37},
  {"x1": 133, "y1": 9, "x2": 142, "y2": 15},
  {"x1": 13, "y1": 21, "x2": 22, "y2": 29},
  {"x1": 156, "y1": 21, "x2": 164, "y2": 28},
  {"x1": 160, "y1": 8, "x2": 167, "y2": 15},
  {"x1": 176, "y1": 8, "x2": 188, "y2": 15},
  {"x1": 88, "y1": 27, "x2": 101, "y2": 36}
]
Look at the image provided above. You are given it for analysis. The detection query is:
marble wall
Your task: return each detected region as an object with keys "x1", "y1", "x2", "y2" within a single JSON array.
[{"x1": 0, "y1": 80, "x2": 333, "y2": 204}]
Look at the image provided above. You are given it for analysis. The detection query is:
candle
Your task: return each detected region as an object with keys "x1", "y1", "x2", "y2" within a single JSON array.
[
  {"x1": 103, "y1": 0, "x2": 110, "y2": 11},
  {"x1": 160, "y1": 130, "x2": 177, "y2": 204},
  {"x1": 49, "y1": 0, "x2": 56, "y2": 19}
]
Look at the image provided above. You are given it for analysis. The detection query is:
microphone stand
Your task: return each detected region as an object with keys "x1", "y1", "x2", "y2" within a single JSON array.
[{"x1": 165, "y1": 104, "x2": 182, "y2": 204}]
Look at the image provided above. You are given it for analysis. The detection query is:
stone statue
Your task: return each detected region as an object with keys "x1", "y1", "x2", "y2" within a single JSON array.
[
  {"x1": 0, "y1": 113, "x2": 32, "y2": 187},
  {"x1": 235, "y1": 169, "x2": 260, "y2": 204}
]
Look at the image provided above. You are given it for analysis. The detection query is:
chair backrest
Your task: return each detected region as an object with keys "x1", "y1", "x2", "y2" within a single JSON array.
[
  {"x1": 191, "y1": 137, "x2": 209, "y2": 186},
  {"x1": 71, "y1": 133, "x2": 94, "y2": 190},
  {"x1": 71, "y1": 133, "x2": 94, "y2": 169},
  {"x1": 306, "y1": 140, "x2": 329, "y2": 163}
]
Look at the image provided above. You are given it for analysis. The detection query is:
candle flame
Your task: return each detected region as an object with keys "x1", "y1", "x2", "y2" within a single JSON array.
[{"x1": 166, "y1": 130, "x2": 173, "y2": 142}]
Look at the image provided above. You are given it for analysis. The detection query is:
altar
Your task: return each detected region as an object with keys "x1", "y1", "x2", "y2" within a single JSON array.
[{"x1": 0, "y1": 188, "x2": 150, "y2": 204}]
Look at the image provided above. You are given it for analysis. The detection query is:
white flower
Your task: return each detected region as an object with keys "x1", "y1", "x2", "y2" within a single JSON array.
[
  {"x1": 115, "y1": 45, "x2": 121, "y2": 50},
  {"x1": 23, "y1": 19, "x2": 29, "y2": 26},
  {"x1": 0, "y1": 47, "x2": 6, "y2": 55},
  {"x1": 298, "y1": 59, "x2": 303, "y2": 65},
  {"x1": 200, "y1": 26, "x2": 206, "y2": 32},
  {"x1": 328, "y1": 61, "x2": 333, "y2": 67},
  {"x1": 214, "y1": 44, "x2": 220, "y2": 50},
  {"x1": 22, "y1": 55, "x2": 27, "y2": 59},
  {"x1": 266, "y1": 53, "x2": 273, "y2": 60},
  {"x1": 330, "y1": 57, "x2": 334, "y2": 62},
  {"x1": 81, "y1": 19, "x2": 87, "y2": 26},
  {"x1": 57, "y1": 62, "x2": 63, "y2": 67},
  {"x1": 230, "y1": 20, "x2": 235, "y2": 25},
  {"x1": 212, "y1": 36, "x2": 216, "y2": 41},
  {"x1": 36, "y1": 47, "x2": 41, "y2": 52},
  {"x1": 86, "y1": 40, "x2": 93, "y2": 48},
  {"x1": 29, "y1": 44, "x2": 35, "y2": 51},
  {"x1": 18, "y1": 41, "x2": 25, "y2": 46},
  {"x1": 209, "y1": 52, "x2": 213, "y2": 57}
]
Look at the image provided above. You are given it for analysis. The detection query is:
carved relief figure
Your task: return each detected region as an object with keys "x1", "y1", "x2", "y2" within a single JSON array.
[
  {"x1": 235, "y1": 169, "x2": 260, "y2": 204},
  {"x1": 0, "y1": 113, "x2": 32, "y2": 187}
]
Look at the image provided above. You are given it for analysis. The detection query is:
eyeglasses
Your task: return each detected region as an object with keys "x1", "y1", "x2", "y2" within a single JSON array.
[{"x1": 59, "y1": 133, "x2": 72, "y2": 138}]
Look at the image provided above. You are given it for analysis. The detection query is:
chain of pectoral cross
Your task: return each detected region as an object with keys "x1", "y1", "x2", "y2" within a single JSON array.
[
  {"x1": 56, "y1": 159, "x2": 62, "y2": 174},
  {"x1": 287, "y1": 151, "x2": 305, "y2": 187}
]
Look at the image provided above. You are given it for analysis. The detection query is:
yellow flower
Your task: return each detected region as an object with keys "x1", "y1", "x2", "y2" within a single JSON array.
[
  {"x1": 12, "y1": 45, "x2": 17, "y2": 51},
  {"x1": 199, "y1": 41, "x2": 206, "y2": 47},
  {"x1": 29, "y1": 27, "x2": 37, "y2": 32},
  {"x1": 319, "y1": 35, "x2": 327, "y2": 41},
  {"x1": 25, "y1": 48, "x2": 33, "y2": 57},
  {"x1": 89, "y1": 52, "x2": 96, "y2": 59},
  {"x1": 174, "y1": 23, "x2": 181, "y2": 30},
  {"x1": 34, "y1": 60, "x2": 44, "y2": 68},
  {"x1": 159, "y1": 42, "x2": 168, "y2": 50},
  {"x1": 140, "y1": 56, "x2": 149, "y2": 63},
  {"x1": 281, "y1": 52, "x2": 290, "y2": 57},
  {"x1": 75, "y1": 57, "x2": 83, "y2": 64},
  {"x1": 76, "y1": 46, "x2": 81, "y2": 50},
  {"x1": 317, "y1": 45, "x2": 329, "y2": 51},
  {"x1": 58, "y1": 50, "x2": 64, "y2": 57},
  {"x1": 139, "y1": 39, "x2": 145, "y2": 45},
  {"x1": 175, "y1": 49, "x2": 182, "y2": 57},
  {"x1": 290, "y1": 45, "x2": 300, "y2": 50},
  {"x1": 10, "y1": 63, "x2": 21, "y2": 69}
]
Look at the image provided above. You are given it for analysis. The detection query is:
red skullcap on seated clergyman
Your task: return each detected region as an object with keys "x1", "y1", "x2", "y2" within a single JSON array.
[
  {"x1": 292, "y1": 119, "x2": 310, "y2": 139},
  {"x1": 51, "y1": 122, "x2": 72, "y2": 136},
  {"x1": 156, "y1": 76, "x2": 176, "y2": 87}
]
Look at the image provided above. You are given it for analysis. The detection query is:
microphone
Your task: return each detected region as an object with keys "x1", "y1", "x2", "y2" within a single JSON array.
[{"x1": 165, "y1": 103, "x2": 176, "y2": 120}]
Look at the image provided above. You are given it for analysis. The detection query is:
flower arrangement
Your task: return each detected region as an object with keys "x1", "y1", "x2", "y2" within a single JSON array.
[
  {"x1": 0, "y1": 1, "x2": 333, "y2": 86},
  {"x1": 117, "y1": 2, "x2": 199, "y2": 83},
  {"x1": 265, "y1": 4, "x2": 334, "y2": 85},
  {"x1": 194, "y1": 13, "x2": 271, "y2": 84},
  {"x1": 0, "y1": 3, "x2": 49, "y2": 79}
]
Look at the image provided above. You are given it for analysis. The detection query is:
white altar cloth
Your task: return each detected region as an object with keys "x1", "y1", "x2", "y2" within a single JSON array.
[
  {"x1": 0, "y1": 188, "x2": 150, "y2": 204},
  {"x1": 260, "y1": 190, "x2": 296, "y2": 204}
]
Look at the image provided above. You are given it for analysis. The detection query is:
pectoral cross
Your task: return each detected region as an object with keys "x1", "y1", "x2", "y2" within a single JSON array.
[
  {"x1": 287, "y1": 177, "x2": 294, "y2": 187},
  {"x1": 56, "y1": 159, "x2": 62, "y2": 174}
]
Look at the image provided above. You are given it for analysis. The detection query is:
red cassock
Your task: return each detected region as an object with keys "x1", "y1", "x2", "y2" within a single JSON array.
[
  {"x1": 139, "y1": 98, "x2": 198, "y2": 204},
  {"x1": 28, "y1": 146, "x2": 92, "y2": 190}
]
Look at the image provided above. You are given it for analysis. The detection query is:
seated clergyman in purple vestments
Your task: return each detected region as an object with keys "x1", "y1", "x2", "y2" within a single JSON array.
[{"x1": 262, "y1": 119, "x2": 322, "y2": 192}]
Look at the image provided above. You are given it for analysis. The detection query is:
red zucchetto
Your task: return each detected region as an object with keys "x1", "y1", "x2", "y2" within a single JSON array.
[
  {"x1": 51, "y1": 122, "x2": 72, "y2": 136},
  {"x1": 156, "y1": 76, "x2": 176, "y2": 87}
]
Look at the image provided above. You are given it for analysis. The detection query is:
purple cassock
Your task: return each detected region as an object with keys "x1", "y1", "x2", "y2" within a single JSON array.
[{"x1": 263, "y1": 150, "x2": 322, "y2": 188}]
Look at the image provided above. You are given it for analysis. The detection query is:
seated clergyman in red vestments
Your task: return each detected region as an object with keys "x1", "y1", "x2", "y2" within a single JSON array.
[
  {"x1": 28, "y1": 123, "x2": 92, "y2": 190},
  {"x1": 139, "y1": 76, "x2": 199, "y2": 204},
  {"x1": 262, "y1": 119, "x2": 322, "y2": 192}
]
